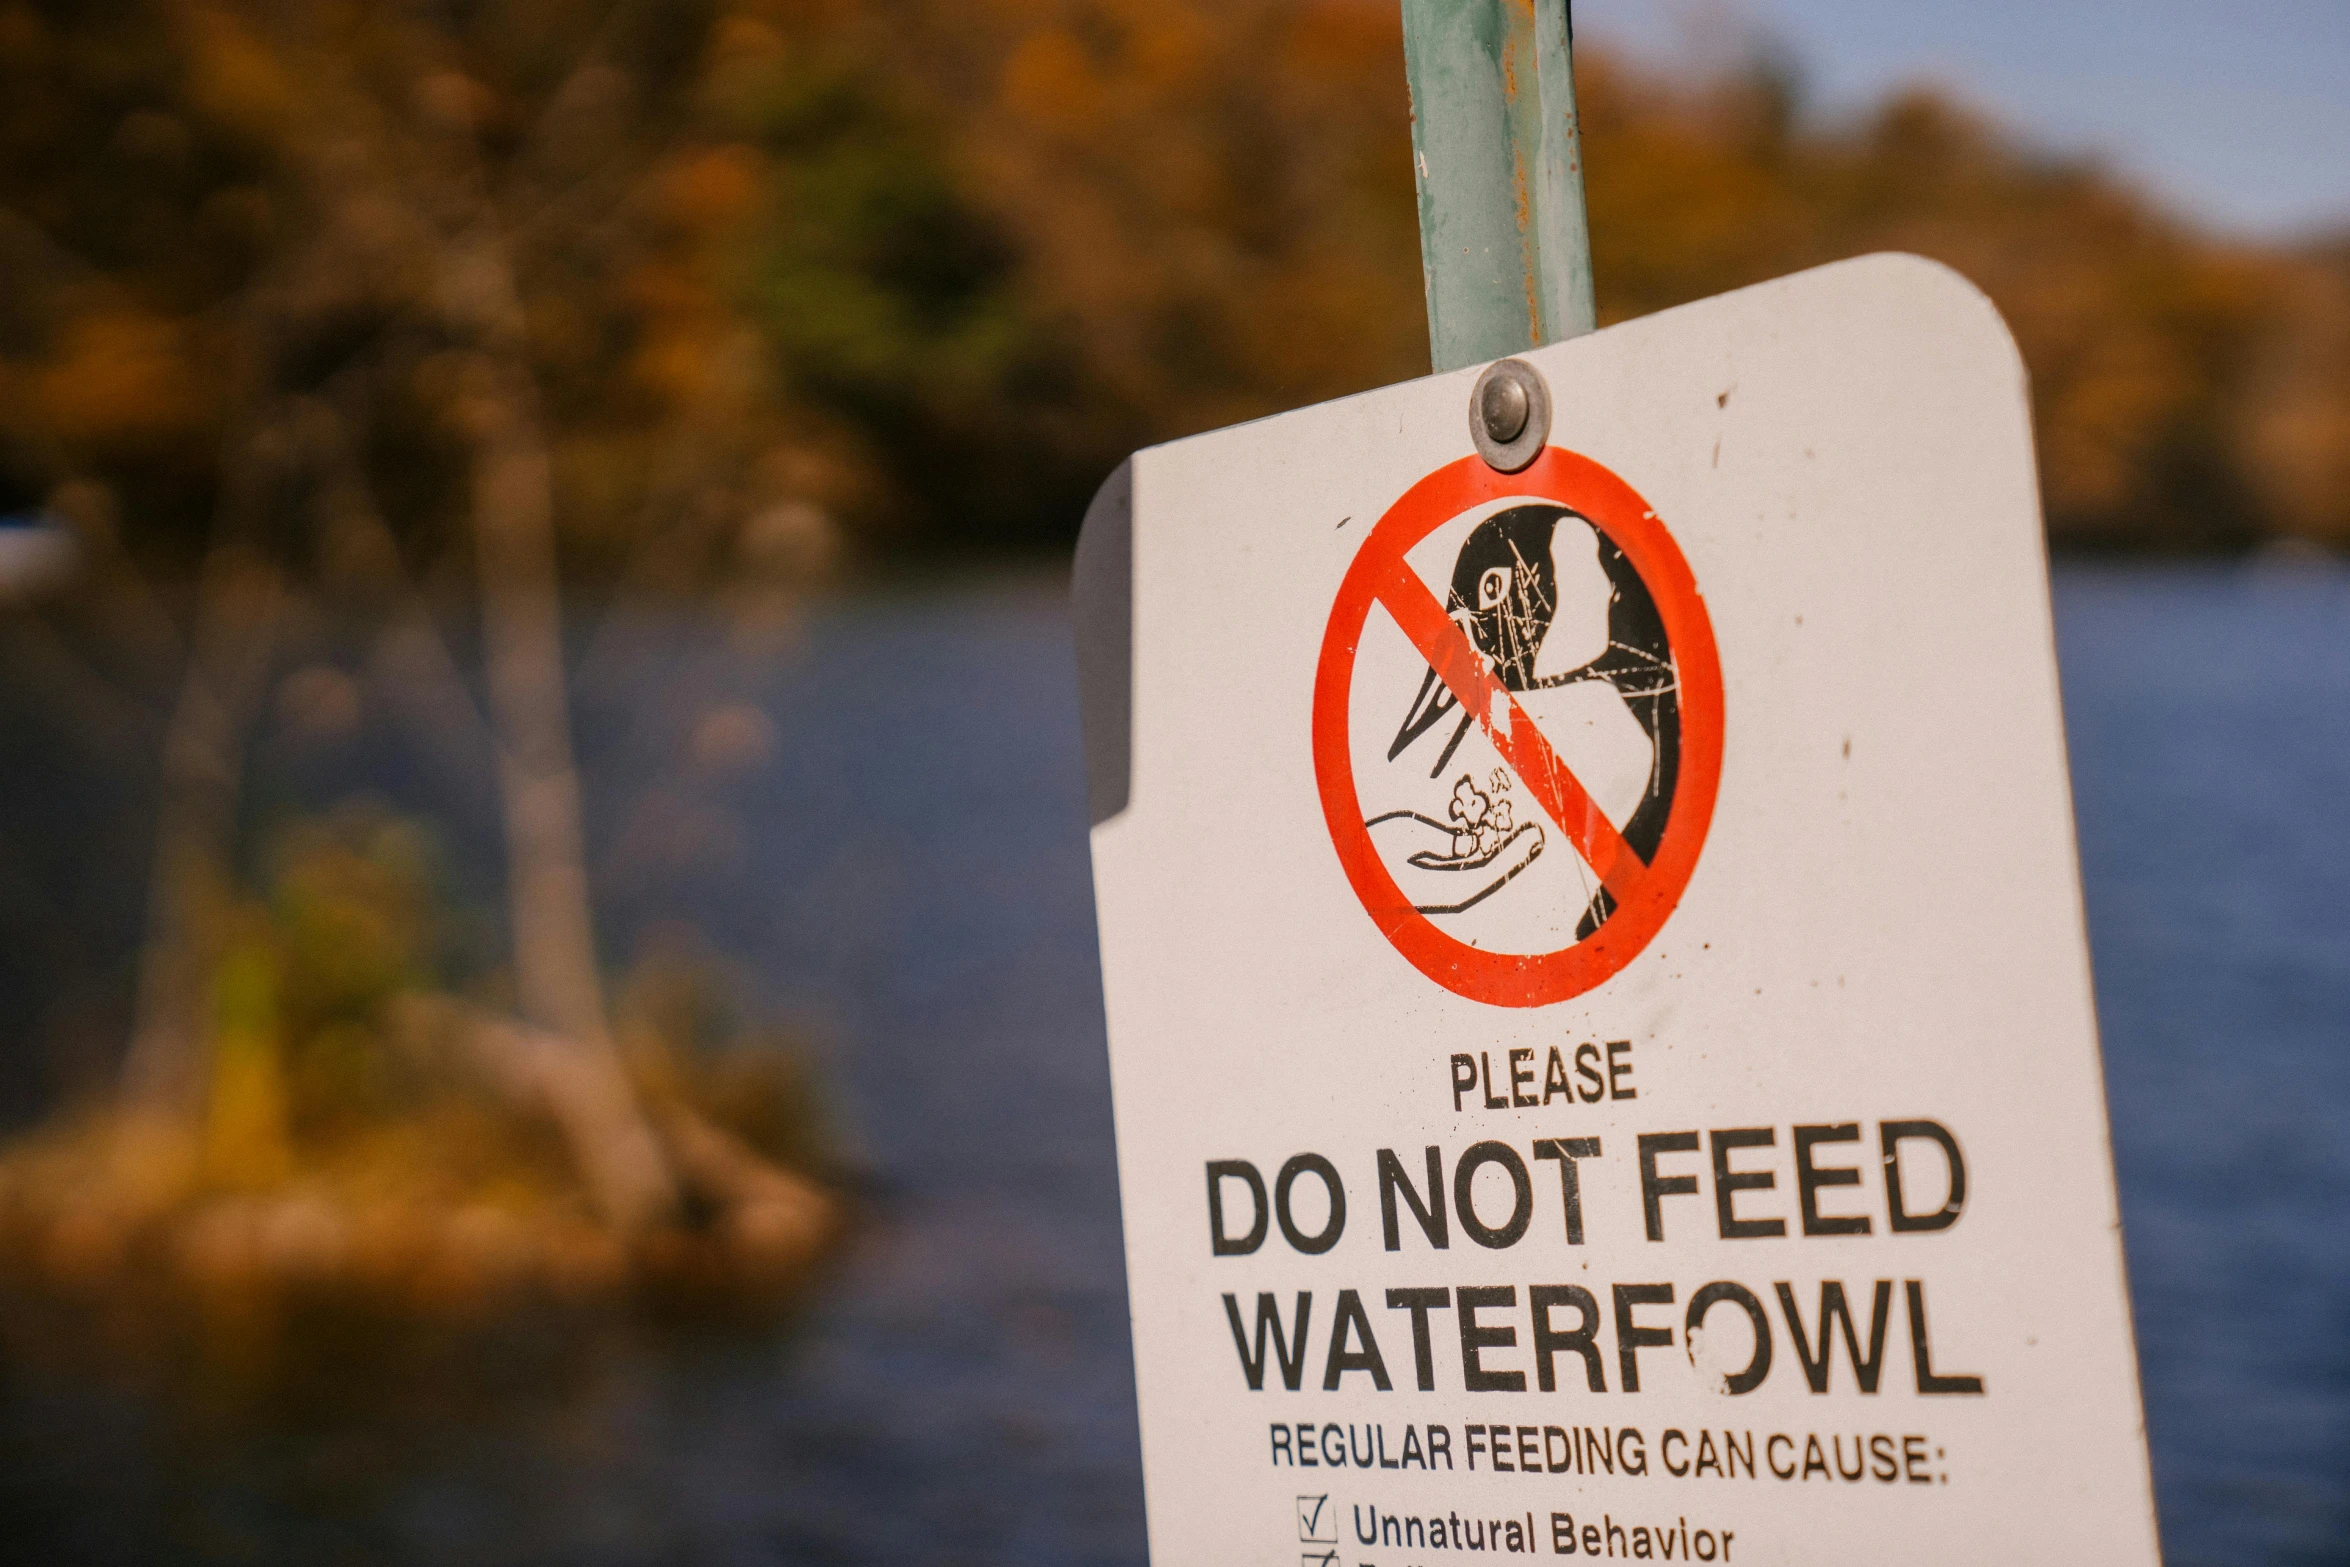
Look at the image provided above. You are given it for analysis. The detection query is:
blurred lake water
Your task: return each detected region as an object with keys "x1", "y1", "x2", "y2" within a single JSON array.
[{"x1": 0, "y1": 562, "x2": 2345, "y2": 1565}]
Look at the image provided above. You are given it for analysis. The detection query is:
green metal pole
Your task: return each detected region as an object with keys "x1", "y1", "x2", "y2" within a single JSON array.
[{"x1": 1401, "y1": 0, "x2": 1595, "y2": 372}]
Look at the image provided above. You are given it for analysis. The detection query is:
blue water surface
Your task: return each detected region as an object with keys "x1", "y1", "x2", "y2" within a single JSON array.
[
  {"x1": 0, "y1": 563, "x2": 2342, "y2": 1563},
  {"x1": 2056, "y1": 563, "x2": 2350, "y2": 1566}
]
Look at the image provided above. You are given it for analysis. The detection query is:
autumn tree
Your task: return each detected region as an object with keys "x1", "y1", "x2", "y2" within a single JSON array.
[{"x1": 0, "y1": 0, "x2": 936, "y2": 1277}]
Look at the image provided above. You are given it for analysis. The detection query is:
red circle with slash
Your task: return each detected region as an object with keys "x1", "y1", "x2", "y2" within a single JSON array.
[{"x1": 1312, "y1": 448, "x2": 1724, "y2": 1007}]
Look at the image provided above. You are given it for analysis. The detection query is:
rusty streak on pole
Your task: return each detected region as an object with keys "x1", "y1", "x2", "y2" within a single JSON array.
[{"x1": 1401, "y1": 0, "x2": 1595, "y2": 372}]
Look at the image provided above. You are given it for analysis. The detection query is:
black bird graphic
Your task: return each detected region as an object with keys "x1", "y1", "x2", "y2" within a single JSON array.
[{"x1": 1385, "y1": 503, "x2": 1682, "y2": 935}]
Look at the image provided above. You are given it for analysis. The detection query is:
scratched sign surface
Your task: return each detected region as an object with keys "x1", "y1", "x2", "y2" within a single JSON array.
[{"x1": 1072, "y1": 255, "x2": 2160, "y2": 1567}]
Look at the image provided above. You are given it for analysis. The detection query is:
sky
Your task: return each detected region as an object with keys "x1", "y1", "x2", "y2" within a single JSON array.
[{"x1": 1572, "y1": 0, "x2": 2350, "y2": 239}]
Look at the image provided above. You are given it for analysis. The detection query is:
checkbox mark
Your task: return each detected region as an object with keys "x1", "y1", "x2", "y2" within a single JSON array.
[
  {"x1": 1301, "y1": 1552, "x2": 1339, "y2": 1567},
  {"x1": 1296, "y1": 1494, "x2": 1334, "y2": 1543}
]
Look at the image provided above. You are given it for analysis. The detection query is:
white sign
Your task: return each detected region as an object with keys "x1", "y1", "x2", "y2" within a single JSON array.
[{"x1": 1073, "y1": 255, "x2": 2160, "y2": 1566}]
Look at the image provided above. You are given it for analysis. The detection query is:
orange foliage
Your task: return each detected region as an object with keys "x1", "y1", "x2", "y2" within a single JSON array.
[
  {"x1": 0, "y1": 0, "x2": 2341, "y2": 558},
  {"x1": 879, "y1": 2, "x2": 2343, "y2": 551},
  {"x1": 31, "y1": 310, "x2": 211, "y2": 451}
]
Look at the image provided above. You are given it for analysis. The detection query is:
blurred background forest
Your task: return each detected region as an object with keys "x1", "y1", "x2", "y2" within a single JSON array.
[
  {"x1": 5, "y1": 0, "x2": 2348, "y2": 574},
  {"x1": 0, "y1": 1, "x2": 2344, "y2": 1562}
]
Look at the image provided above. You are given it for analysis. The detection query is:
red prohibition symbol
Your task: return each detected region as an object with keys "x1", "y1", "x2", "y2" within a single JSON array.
[{"x1": 1312, "y1": 448, "x2": 1724, "y2": 1007}]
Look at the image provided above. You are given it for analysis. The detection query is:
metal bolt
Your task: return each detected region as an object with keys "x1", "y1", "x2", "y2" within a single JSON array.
[
  {"x1": 1468, "y1": 358, "x2": 1551, "y2": 473},
  {"x1": 1478, "y1": 374, "x2": 1529, "y2": 445}
]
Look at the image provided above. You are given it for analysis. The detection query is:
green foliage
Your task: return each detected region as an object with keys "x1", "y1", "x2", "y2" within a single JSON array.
[
  {"x1": 733, "y1": 49, "x2": 1094, "y2": 553},
  {"x1": 268, "y1": 812, "x2": 435, "y2": 1031},
  {"x1": 259, "y1": 807, "x2": 442, "y2": 1133},
  {"x1": 615, "y1": 941, "x2": 841, "y2": 1178}
]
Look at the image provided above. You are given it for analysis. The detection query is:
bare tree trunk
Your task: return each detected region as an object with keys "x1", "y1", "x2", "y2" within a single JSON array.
[
  {"x1": 469, "y1": 374, "x2": 605, "y2": 1048},
  {"x1": 445, "y1": 218, "x2": 677, "y2": 1233},
  {"x1": 312, "y1": 362, "x2": 678, "y2": 1234},
  {"x1": 120, "y1": 545, "x2": 283, "y2": 1114}
]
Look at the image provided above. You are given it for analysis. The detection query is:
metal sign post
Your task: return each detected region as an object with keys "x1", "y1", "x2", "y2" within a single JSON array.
[{"x1": 1401, "y1": 0, "x2": 1596, "y2": 370}]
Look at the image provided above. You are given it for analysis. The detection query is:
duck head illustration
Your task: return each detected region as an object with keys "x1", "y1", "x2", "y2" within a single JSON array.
[{"x1": 1445, "y1": 503, "x2": 1617, "y2": 690}]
